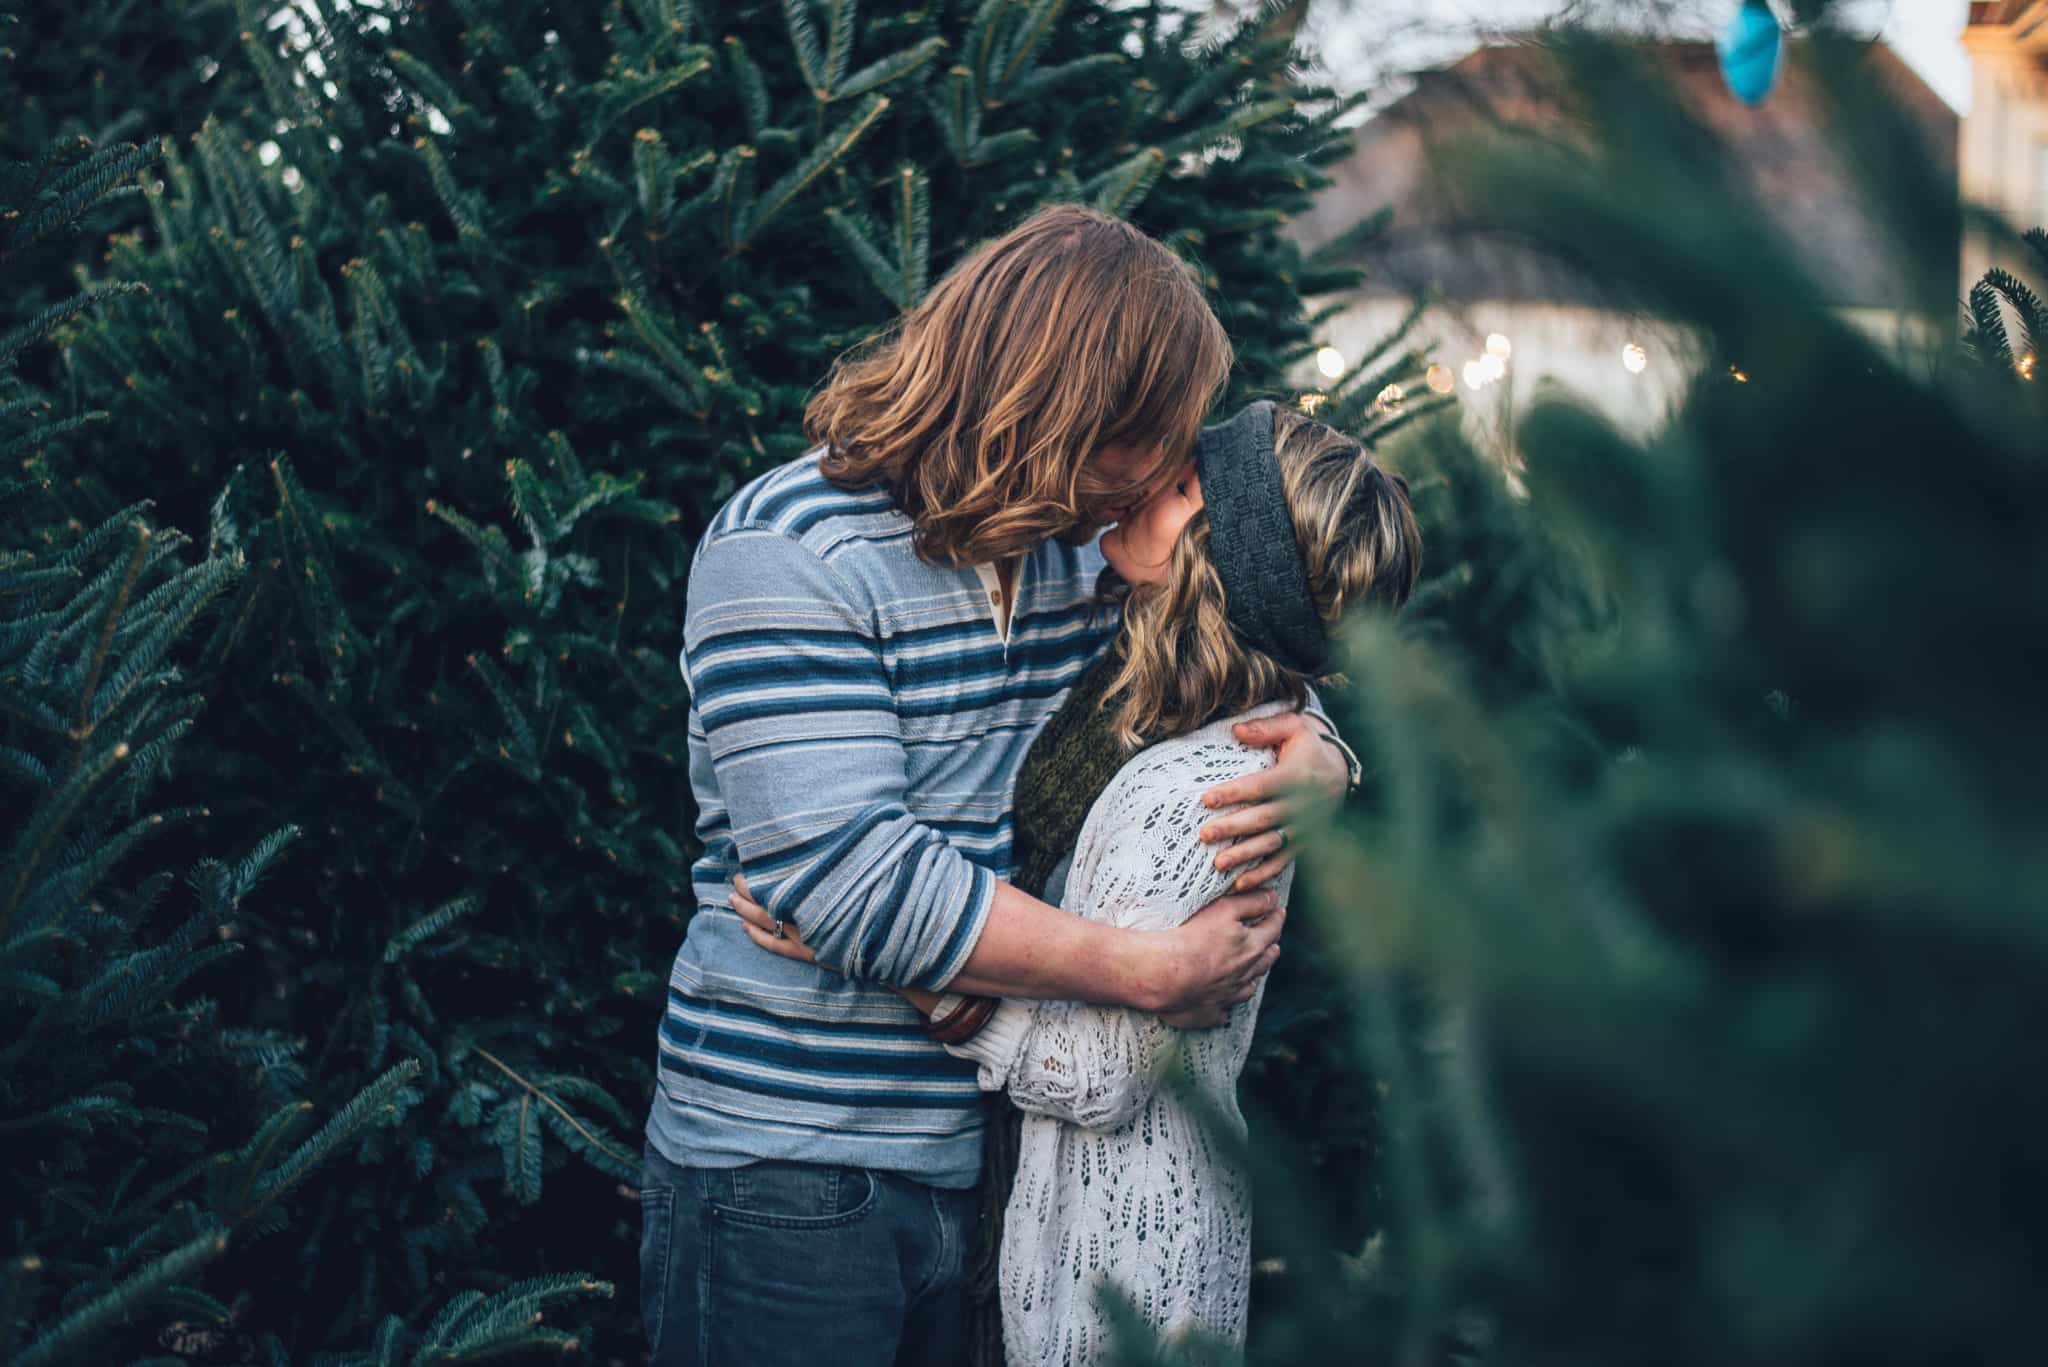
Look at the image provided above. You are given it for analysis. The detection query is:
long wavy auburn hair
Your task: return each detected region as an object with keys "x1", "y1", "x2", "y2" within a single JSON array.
[
  {"x1": 807, "y1": 205, "x2": 1232, "y2": 567},
  {"x1": 1102, "y1": 407, "x2": 1424, "y2": 748}
]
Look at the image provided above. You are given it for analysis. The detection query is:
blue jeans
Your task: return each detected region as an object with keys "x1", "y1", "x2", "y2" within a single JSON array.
[{"x1": 638, "y1": 1140, "x2": 978, "y2": 1366}]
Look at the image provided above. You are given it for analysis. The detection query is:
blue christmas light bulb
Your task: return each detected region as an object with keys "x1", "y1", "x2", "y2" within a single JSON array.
[{"x1": 1717, "y1": 0, "x2": 1783, "y2": 107}]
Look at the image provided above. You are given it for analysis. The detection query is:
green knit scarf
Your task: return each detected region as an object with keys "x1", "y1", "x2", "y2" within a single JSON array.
[{"x1": 966, "y1": 648, "x2": 1135, "y2": 1367}]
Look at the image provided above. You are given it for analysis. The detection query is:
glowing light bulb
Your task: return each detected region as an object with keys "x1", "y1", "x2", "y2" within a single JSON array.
[
  {"x1": 1315, "y1": 347, "x2": 1346, "y2": 379},
  {"x1": 1462, "y1": 360, "x2": 1486, "y2": 391},
  {"x1": 1485, "y1": 333, "x2": 1512, "y2": 359},
  {"x1": 1425, "y1": 364, "x2": 1454, "y2": 395},
  {"x1": 1376, "y1": 382, "x2": 1404, "y2": 409},
  {"x1": 1478, "y1": 354, "x2": 1506, "y2": 384},
  {"x1": 1622, "y1": 342, "x2": 1648, "y2": 375},
  {"x1": 1298, "y1": 392, "x2": 1328, "y2": 415},
  {"x1": 2020, "y1": 353, "x2": 2038, "y2": 380}
]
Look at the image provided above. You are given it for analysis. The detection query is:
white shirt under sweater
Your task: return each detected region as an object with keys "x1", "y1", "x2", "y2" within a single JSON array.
[{"x1": 945, "y1": 701, "x2": 1295, "y2": 1367}]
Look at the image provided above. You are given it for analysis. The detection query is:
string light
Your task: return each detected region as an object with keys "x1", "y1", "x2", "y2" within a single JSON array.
[
  {"x1": 1485, "y1": 333, "x2": 1512, "y2": 359},
  {"x1": 1315, "y1": 347, "x2": 1346, "y2": 380},
  {"x1": 2020, "y1": 353, "x2": 2037, "y2": 381},
  {"x1": 1622, "y1": 342, "x2": 1648, "y2": 375},
  {"x1": 1425, "y1": 364, "x2": 1454, "y2": 395},
  {"x1": 1374, "y1": 383, "x2": 1404, "y2": 411},
  {"x1": 1298, "y1": 392, "x2": 1328, "y2": 415},
  {"x1": 1462, "y1": 347, "x2": 1510, "y2": 392},
  {"x1": 1728, "y1": 365, "x2": 1750, "y2": 383}
]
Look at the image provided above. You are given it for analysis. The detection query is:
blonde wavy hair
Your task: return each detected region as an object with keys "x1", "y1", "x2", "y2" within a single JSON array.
[
  {"x1": 807, "y1": 205, "x2": 1232, "y2": 567},
  {"x1": 1102, "y1": 407, "x2": 1423, "y2": 748}
]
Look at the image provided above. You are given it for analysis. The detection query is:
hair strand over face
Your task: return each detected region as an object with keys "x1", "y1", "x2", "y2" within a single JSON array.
[{"x1": 805, "y1": 204, "x2": 1232, "y2": 567}]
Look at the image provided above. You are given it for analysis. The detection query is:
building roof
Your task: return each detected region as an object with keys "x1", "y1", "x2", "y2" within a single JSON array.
[
  {"x1": 1969, "y1": 2, "x2": 2046, "y2": 29},
  {"x1": 1289, "y1": 39, "x2": 1960, "y2": 310}
]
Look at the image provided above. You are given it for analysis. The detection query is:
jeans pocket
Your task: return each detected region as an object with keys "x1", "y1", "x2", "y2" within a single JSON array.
[
  {"x1": 701, "y1": 1167, "x2": 901, "y2": 1361},
  {"x1": 638, "y1": 1183, "x2": 678, "y2": 1352},
  {"x1": 711, "y1": 1161, "x2": 879, "y2": 1230}
]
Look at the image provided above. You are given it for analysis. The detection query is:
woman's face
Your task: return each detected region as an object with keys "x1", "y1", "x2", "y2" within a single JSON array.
[{"x1": 1100, "y1": 460, "x2": 1203, "y2": 585}]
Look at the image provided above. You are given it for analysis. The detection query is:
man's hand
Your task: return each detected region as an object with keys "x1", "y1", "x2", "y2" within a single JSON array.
[
  {"x1": 734, "y1": 871, "x2": 1283, "y2": 1030},
  {"x1": 730, "y1": 874, "x2": 960, "y2": 1019},
  {"x1": 1200, "y1": 712, "x2": 1351, "y2": 892},
  {"x1": 1146, "y1": 888, "x2": 1286, "y2": 1028}
]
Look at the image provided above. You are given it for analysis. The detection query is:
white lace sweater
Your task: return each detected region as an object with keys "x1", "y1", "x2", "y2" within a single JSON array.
[{"x1": 946, "y1": 702, "x2": 1295, "y2": 1367}]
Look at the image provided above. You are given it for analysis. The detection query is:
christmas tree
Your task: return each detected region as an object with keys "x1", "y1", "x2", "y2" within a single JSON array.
[
  {"x1": 8, "y1": 0, "x2": 1392, "y2": 1353},
  {"x1": 1290, "y1": 26, "x2": 2048, "y2": 1365},
  {"x1": 1, "y1": 130, "x2": 609, "y2": 1367},
  {"x1": 0, "y1": 0, "x2": 262, "y2": 375}
]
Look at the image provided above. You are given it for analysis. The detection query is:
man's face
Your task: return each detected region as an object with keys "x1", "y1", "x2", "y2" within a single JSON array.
[{"x1": 1067, "y1": 439, "x2": 1172, "y2": 544}]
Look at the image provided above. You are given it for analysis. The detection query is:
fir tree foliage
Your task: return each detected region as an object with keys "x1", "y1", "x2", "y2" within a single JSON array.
[
  {"x1": 0, "y1": 0, "x2": 260, "y2": 369},
  {"x1": 11, "y1": 0, "x2": 1376, "y2": 1353},
  {"x1": 1291, "y1": 27, "x2": 2048, "y2": 1366},
  {"x1": 2, "y1": 129, "x2": 610, "y2": 1367},
  {"x1": 1964, "y1": 226, "x2": 2048, "y2": 402}
]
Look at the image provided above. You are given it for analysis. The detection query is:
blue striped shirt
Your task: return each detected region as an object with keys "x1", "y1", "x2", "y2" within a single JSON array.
[{"x1": 647, "y1": 452, "x2": 1117, "y2": 1187}]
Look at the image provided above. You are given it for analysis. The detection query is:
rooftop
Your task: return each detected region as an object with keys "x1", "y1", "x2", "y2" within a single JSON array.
[
  {"x1": 1968, "y1": 2, "x2": 2046, "y2": 29},
  {"x1": 1290, "y1": 39, "x2": 1959, "y2": 310}
]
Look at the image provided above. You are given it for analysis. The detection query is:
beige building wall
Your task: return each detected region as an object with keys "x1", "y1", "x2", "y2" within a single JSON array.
[
  {"x1": 1961, "y1": 6, "x2": 2048, "y2": 288},
  {"x1": 1300, "y1": 300, "x2": 1941, "y2": 457},
  {"x1": 1303, "y1": 299, "x2": 1697, "y2": 447}
]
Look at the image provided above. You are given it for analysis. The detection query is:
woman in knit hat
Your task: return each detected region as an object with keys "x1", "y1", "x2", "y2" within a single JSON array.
[{"x1": 741, "y1": 399, "x2": 1421, "y2": 1364}]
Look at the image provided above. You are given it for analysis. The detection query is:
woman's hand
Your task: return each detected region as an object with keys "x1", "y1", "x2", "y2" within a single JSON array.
[
  {"x1": 731, "y1": 873, "x2": 822, "y2": 965},
  {"x1": 1200, "y1": 712, "x2": 1351, "y2": 892},
  {"x1": 730, "y1": 874, "x2": 945, "y2": 1017}
]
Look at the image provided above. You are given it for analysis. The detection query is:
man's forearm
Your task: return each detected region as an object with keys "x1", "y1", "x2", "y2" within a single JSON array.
[{"x1": 942, "y1": 882, "x2": 1160, "y2": 1009}]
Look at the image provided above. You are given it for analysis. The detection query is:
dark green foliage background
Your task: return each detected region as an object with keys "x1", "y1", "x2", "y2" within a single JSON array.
[
  {"x1": 3, "y1": 104, "x2": 610, "y2": 1367},
  {"x1": 5, "y1": 0, "x2": 1388, "y2": 1358},
  {"x1": 1297, "y1": 31, "x2": 2048, "y2": 1367},
  {"x1": 14, "y1": 1, "x2": 2044, "y2": 1363}
]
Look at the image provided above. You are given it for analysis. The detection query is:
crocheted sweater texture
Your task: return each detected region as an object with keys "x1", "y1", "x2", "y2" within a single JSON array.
[{"x1": 955, "y1": 696, "x2": 1293, "y2": 1365}]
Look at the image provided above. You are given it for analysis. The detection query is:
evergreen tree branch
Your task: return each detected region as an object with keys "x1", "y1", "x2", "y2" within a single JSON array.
[
  {"x1": 823, "y1": 207, "x2": 907, "y2": 310},
  {"x1": 14, "y1": 1226, "x2": 228, "y2": 1367},
  {"x1": 0, "y1": 286, "x2": 149, "y2": 374},
  {"x1": 995, "y1": 0, "x2": 1068, "y2": 92},
  {"x1": 835, "y1": 36, "x2": 947, "y2": 102},
  {"x1": 10, "y1": 142, "x2": 157, "y2": 250},
  {"x1": 780, "y1": 0, "x2": 826, "y2": 94},
  {"x1": 244, "y1": 1059, "x2": 424, "y2": 1216},
  {"x1": 71, "y1": 520, "x2": 149, "y2": 736},
  {"x1": 1, "y1": 736, "x2": 132, "y2": 939},
  {"x1": 745, "y1": 95, "x2": 892, "y2": 245},
  {"x1": 384, "y1": 898, "x2": 480, "y2": 963},
  {"x1": 822, "y1": 0, "x2": 857, "y2": 95},
  {"x1": 1087, "y1": 148, "x2": 1165, "y2": 216},
  {"x1": 470, "y1": 1045, "x2": 634, "y2": 1177}
]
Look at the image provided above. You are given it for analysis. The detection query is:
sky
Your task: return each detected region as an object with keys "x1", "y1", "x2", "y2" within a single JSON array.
[
  {"x1": 1881, "y1": 0, "x2": 1972, "y2": 109},
  {"x1": 1311, "y1": 0, "x2": 1973, "y2": 111}
]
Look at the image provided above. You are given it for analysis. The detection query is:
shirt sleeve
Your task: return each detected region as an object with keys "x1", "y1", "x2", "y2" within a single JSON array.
[
  {"x1": 1301, "y1": 684, "x2": 1362, "y2": 788},
  {"x1": 683, "y1": 527, "x2": 993, "y2": 990},
  {"x1": 946, "y1": 745, "x2": 1275, "y2": 1130}
]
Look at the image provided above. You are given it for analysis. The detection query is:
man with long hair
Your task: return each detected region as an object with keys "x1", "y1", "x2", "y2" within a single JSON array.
[{"x1": 639, "y1": 206, "x2": 1352, "y2": 1366}]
